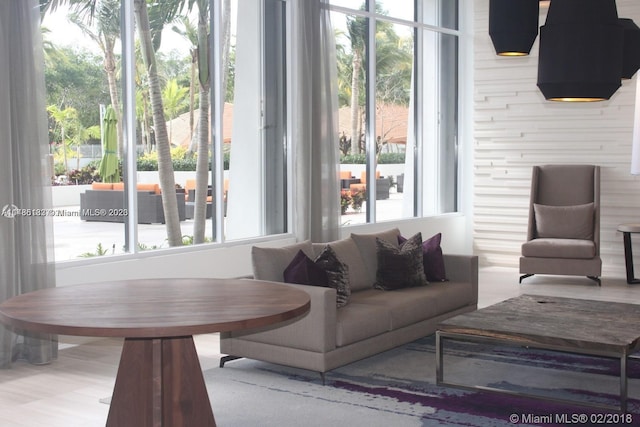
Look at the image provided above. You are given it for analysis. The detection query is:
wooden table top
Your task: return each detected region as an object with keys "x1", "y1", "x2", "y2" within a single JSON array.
[
  {"x1": 0, "y1": 278, "x2": 310, "y2": 338},
  {"x1": 438, "y1": 295, "x2": 640, "y2": 353}
]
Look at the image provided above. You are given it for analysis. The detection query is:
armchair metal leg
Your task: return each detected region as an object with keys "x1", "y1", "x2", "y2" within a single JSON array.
[
  {"x1": 587, "y1": 276, "x2": 601, "y2": 286},
  {"x1": 519, "y1": 274, "x2": 533, "y2": 284},
  {"x1": 219, "y1": 355, "x2": 242, "y2": 368}
]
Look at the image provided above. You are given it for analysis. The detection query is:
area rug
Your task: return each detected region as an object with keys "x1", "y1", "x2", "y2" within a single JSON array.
[{"x1": 205, "y1": 336, "x2": 640, "y2": 427}]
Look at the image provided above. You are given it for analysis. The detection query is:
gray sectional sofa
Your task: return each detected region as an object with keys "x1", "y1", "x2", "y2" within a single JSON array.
[{"x1": 220, "y1": 228, "x2": 478, "y2": 379}]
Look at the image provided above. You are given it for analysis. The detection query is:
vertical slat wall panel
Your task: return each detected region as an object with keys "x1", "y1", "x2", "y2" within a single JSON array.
[{"x1": 473, "y1": 0, "x2": 640, "y2": 278}]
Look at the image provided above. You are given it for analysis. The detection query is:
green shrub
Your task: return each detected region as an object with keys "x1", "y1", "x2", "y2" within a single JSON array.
[
  {"x1": 340, "y1": 154, "x2": 366, "y2": 164},
  {"x1": 340, "y1": 153, "x2": 405, "y2": 164},
  {"x1": 378, "y1": 153, "x2": 405, "y2": 164}
]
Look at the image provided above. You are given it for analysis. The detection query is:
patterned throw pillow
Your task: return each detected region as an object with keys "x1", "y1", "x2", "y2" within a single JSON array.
[
  {"x1": 398, "y1": 232, "x2": 447, "y2": 282},
  {"x1": 283, "y1": 247, "x2": 350, "y2": 307},
  {"x1": 315, "y1": 246, "x2": 350, "y2": 307},
  {"x1": 375, "y1": 232, "x2": 428, "y2": 291}
]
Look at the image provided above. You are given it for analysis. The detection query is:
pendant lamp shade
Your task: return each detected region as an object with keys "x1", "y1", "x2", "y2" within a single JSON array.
[
  {"x1": 537, "y1": 0, "x2": 624, "y2": 102},
  {"x1": 620, "y1": 18, "x2": 640, "y2": 80},
  {"x1": 489, "y1": 0, "x2": 539, "y2": 56}
]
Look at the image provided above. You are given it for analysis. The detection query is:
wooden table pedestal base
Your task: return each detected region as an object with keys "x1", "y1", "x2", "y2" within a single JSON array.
[{"x1": 106, "y1": 336, "x2": 216, "y2": 427}]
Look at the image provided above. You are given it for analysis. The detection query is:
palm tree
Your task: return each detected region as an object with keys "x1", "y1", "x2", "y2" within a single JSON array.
[
  {"x1": 162, "y1": 78, "x2": 189, "y2": 143},
  {"x1": 346, "y1": 13, "x2": 366, "y2": 155},
  {"x1": 47, "y1": 104, "x2": 79, "y2": 174},
  {"x1": 172, "y1": 0, "x2": 232, "y2": 244},
  {"x1": 190, "y1": 0, "x2": 211, "y2": 244},
  {"x1": 133, "y1": 0, "x2": 183, "y2": 246},
  {"x1": 172, "y1": 16, "x2": 198, "y2": 142},
  {"x1": 67, "y1": 0, "x2": 124, "y2": 156}
]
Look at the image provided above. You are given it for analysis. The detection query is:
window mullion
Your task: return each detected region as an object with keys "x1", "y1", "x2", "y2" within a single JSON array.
[
  {"x1": 121, "y1": 0, "x2": 138, "y2": 252},
  {"x1": 365, "y1": 9, "x2": 376, "y2": 223}
]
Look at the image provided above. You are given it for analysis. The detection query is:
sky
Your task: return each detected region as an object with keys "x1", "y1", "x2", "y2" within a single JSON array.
[
  {"x1": 41, "y1": 5, "x2": 192, "y2": 55},
  {"x1": 41, "y1": 1, "x2": 412, "y2": 56}
]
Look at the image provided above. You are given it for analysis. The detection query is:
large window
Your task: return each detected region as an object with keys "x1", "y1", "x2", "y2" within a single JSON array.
[
  {"x1": 42, "y1": 0, "x2": 287, "y2": 261},
  {"x1": 331, "y1": 0, "x2": 459, "y2": 225}
]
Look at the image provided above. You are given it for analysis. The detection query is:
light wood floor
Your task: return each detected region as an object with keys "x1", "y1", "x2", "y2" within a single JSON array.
[{"x1": 0, "y1": 267, "x2": 638, "y2": 427}]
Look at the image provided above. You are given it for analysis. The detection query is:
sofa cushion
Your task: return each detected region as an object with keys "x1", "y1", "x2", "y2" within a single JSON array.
[
  {"x1": 91, "y1": 182, "x2": 113, "y2": 190},
  {"x1": 326, "y1": 237, "x2": 370, "y2": 292},
  {"x1": 351, "y1": 280, "x2": 473, "y2": 329},
  {"x1": 522, "y1": 238, "x2": 596, "y2": 259},
  {"x1": 399, "y1": 232, "x2": 447, "y2": 282},
  {"x1": 534, "y1": 203, "x2": 594, "y2": 240},
  {"x1": 284, "y1": 247, "x2": 350, "y2": 307},
  {"x1": 350, "y1": 228, "x2": 401, "y2": 287},
  {"x1": 336, "y1": 303, "x2": 391, "y2": 347},
  {"x1": 374, "y1": 232, "x2": 428, "y2": 290},
  {"x1": 252, "y1": 240, "x2": 314, "y2": 282}
]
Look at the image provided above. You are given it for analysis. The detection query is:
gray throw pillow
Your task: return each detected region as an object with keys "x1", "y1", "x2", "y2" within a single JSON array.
[
  {"x1": 374, "y1": 232, "x2": 428, "y2": 291},
  {"x1": 534, "y1": 203, "x2": 594, "y2": 240}
]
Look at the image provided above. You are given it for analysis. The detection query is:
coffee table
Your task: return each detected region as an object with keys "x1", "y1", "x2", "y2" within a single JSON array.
[
  {"x1": 436, "y1": 295, "x2": 640, "y2": 413},
  {"x1": 0, "y1": 278, "x2": 310, "y2": 427}
]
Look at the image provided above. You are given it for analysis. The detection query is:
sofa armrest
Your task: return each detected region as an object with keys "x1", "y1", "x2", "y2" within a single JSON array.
[
  {"x1": 443, "y1": 254, "x2": 478, "y2": 305},
  {"x1": 222, "y1": 281, "x2": 338, "y2": 353}
]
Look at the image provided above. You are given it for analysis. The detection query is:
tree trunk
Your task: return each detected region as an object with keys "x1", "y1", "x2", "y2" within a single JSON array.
[
  {"x1": 222, "y1": 0, "x2": 231, "y2": 99},
  {"x1": 193, "y1": 85, "x2": 209, "y2": 244},
  {"x1": 193, "y1": 3, "x2": 210, "y2": 244},
  {"x1": 350, "y1": 52, "x2": 361, "y2": 155},
  {"x1": 189, "y1": 49, "x2": 196, "y2": 143},
  {"x1": 134, "y1": 0, "x2": 182, "y2": 247}
]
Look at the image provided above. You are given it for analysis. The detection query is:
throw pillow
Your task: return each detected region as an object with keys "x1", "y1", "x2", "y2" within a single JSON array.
[
  {"x1": 375, "y1": 232, "x2": 428, "y2": 291},
  {"x1": 282, "y1": 247, "x2": 350, "y2": 307},
  {"x1": 251, "y1": 240, "x2": 314, "y2": 282},
  {"x1": 398, "y1": 232, "x2": 447, "y2": 282},
  {"x1": 534, "y1": 203, "x2": 594, "y2": 240},
  {"x1": 350, "y1": 228, "x2": 401, "y2": 287},
  {"x1": 283, "y1": 250, "x2": 329, "y2": 287},
  {"x1": 315, "y1": 246, "x2": 351, "y2": 307}
]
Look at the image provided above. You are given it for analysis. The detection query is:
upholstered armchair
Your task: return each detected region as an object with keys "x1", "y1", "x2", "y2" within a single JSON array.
[{"x1": 519, "y1": 165, "x2": 601, "y2": 285}]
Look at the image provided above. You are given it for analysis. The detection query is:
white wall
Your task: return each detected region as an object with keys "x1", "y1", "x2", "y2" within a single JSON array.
[{"x1": 473, "y1": 0, "x2": 640, "y2": 278}]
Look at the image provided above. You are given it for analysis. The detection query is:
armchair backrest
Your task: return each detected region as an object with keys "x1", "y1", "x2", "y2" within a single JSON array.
[{"x1": 526, "y1": 165, "x2": 600, "y2": 252}]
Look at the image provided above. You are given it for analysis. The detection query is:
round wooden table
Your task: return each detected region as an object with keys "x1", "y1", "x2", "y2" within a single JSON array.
[{"x1": 0, "y1": 278, "x2": 310, "y2": 427}]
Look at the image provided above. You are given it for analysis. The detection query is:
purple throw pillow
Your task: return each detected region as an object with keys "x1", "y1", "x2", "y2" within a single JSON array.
[
  {"x1": 283, "y1": 250, "x2": 329, "y2": 287},
  {"x1": 283, "y1": 247, "x2": 350, "y2": 307},
  {"x1": 398, "y1": 233, "x2": 447, "y2": 282}
]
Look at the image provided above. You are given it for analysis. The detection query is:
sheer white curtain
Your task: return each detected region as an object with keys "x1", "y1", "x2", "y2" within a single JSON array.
[
  {"x1": 291, "y1": 0, "x2": 340, "y2": 242},
  {"x1": 0, "y1": 0, "x2": 57, "y2": 368}
]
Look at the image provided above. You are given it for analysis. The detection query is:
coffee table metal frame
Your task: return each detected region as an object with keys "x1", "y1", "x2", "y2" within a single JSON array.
[{"x1": 436, "y1": 330, "x2": 634, "y2": 413}]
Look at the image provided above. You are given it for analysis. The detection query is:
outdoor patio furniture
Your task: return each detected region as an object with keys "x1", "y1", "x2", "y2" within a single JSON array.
[
  {"x1": 349, "y1": 171, "x2": 390, "y2": 200},
  {"x1": 185, "y1": 201, "x2": 213, "y2": 219},
  {"x1": 80, "y1": 186, "x2": 186, "y2": 224}
]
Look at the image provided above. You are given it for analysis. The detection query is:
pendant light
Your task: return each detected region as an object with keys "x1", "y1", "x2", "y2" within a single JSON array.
[
  {"x1": 537, "y1": 0, "x2": 624, "y2": 102},
  {"x1": 620, "y1": 18, "x2": 640, "y2": 80},
  {"x1": 489, "y1": 0, "x2": 539, "y2": 56}
]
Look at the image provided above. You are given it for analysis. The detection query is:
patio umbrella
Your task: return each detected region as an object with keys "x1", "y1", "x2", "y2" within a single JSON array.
[{"x1": 98, "y1": 105, "x2": 120, "y2": 183}]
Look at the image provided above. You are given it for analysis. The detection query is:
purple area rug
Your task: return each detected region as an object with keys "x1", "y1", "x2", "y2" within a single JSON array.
[{"x1": 209, "y1": 336, "x2": 640, "y2": 426}]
